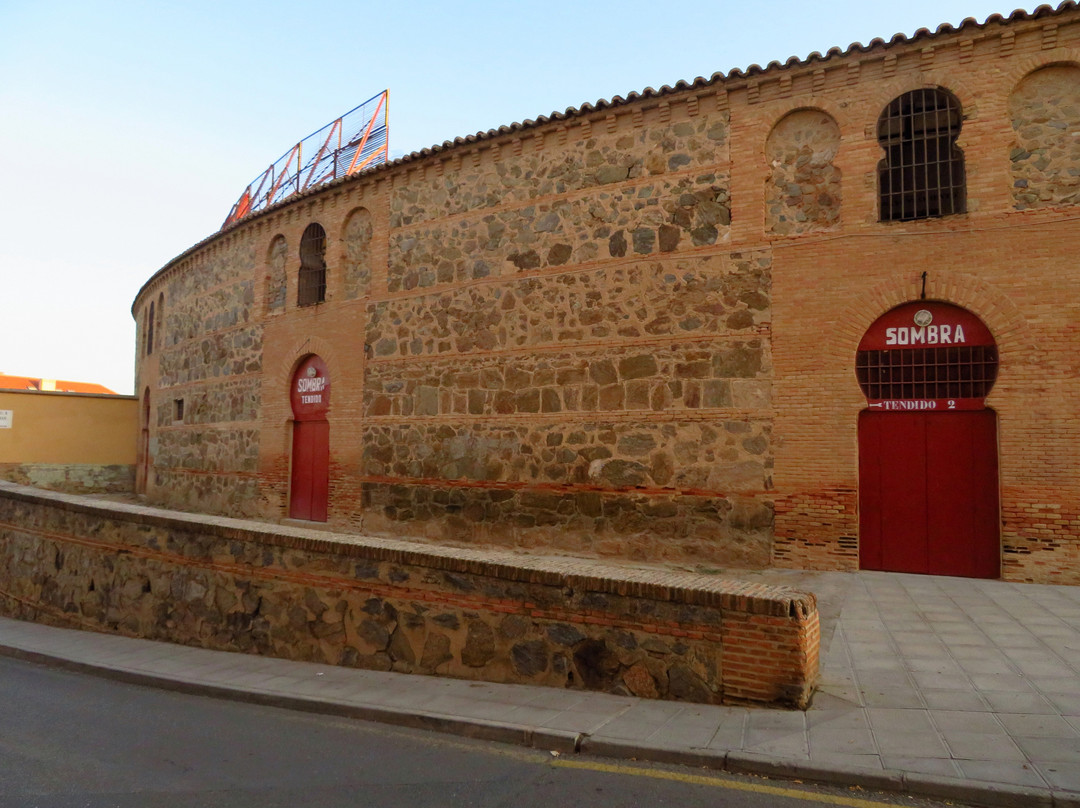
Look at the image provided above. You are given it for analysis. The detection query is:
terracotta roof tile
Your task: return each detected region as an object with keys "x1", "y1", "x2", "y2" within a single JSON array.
[{"x1": 0, "y1": 374, "x2": 117, "y2": 395}]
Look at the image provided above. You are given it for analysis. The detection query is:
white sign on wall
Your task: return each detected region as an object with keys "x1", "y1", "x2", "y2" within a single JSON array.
[{"x1": 0, "y1": 410, "x2": 11, "y2": 429}]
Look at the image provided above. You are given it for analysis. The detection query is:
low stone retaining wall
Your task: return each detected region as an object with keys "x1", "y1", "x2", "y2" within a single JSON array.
[{"x1": 0, "y1": 482, "x2": 819, "y2": 708}]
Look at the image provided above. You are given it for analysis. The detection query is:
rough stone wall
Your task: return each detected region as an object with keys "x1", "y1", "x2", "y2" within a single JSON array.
[
  {"x1": 0, "y1": 484, "x2": 819, "y2": 708},
  {"x1": 387, "y1": 114, "x2": 730, "y2": 293},
  {"x1": 390, "y1": 115, "x2": 729, "y2": 226},
  {"x1": 1009, "y1": 64, "x2": 1080, "y2": 209},
  {"x1": 388, "y1": 174, "x2": 730, "y2": 291},
  {"x1": 342, "y1": 207, "x2": 373, "y2": 299},
  {"x1": 765, "y1": 110, "x2": 842, "y2": 235},
  {"x1": 364, "y1": 340, "x2": 769, "y2": 417},
  {"x1": 266, "y1": 236, "x2": 288, "y2": 313},
  {"x1": 365, "y1": 237, "x2": 773, "y2": 564},
  {"x1": 368, "y1": 256, "x2": 766, "y2": 358},
  {"x1": 147, "y1": 237, "x2": 263, "y2": 517}
]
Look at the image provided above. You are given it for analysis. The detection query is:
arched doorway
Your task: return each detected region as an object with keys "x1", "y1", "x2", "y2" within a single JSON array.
[
  {"x1": 289, "y1": 355, "x2": 330, "y2": 522},
  {"x1": 137, "y1": 388, "x2": 150, "y2": 494},
  {"x1": 856, "y1": 302, "x2": 1000, "y2": 578}
]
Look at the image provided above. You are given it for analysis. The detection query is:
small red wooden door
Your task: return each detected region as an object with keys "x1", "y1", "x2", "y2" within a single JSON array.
[
  {"x1": 859, "y1": 408, "x2": 1000, "y2": 578},
  {"x1": 290, "y1": 420, "x2": 329, "y2": 521},
  {"x1": 289, "y1": 355, "x2": 330, "y2": 522}
]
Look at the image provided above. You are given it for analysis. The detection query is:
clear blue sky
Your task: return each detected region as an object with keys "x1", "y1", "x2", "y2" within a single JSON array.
[{"x1": 0, "y1": 0, "x2": 1029, "y2": 395}]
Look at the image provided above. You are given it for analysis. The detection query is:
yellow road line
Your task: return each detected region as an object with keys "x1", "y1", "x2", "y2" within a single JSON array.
[{"x1": 551, "y1": 758, "x2": 896, "y2": 807}]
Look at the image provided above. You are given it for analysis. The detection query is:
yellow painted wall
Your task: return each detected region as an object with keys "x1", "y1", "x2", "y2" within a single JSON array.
[{"x1": 0, "y1": 390, "x2": 137, "y2": 464}]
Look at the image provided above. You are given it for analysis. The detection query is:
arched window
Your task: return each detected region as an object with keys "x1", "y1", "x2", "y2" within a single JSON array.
[
  {"x1": 298, "y1": 223, "x2": 327, "y2": 307},
  {"x1": 878, "y1": 88, "x2": 965, "y2": 221},
  {"x1": 146, "y1": 301, "x2": 155, "y2": 355},
  {"x1": 156, "y1": 292, "x2": 164, "y2": 351}
]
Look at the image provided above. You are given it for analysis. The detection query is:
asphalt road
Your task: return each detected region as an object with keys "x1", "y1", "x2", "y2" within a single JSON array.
[{"x1": 0, "y1": 655, "x2": 967, "y2": 808}]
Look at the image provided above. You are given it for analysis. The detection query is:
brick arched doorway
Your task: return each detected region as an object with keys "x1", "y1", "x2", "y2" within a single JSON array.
[
  {"x1": 289, "y1": 355, "x2": 330, "y2": 522},
  {"x1": 856, "y1": 302, "x2": 1000, "y2": 578}
]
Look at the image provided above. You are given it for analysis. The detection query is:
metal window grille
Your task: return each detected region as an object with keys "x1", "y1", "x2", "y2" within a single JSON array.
[
  {"x1": 878, "y1": 88, "x2": 965, "y2": 222},
  {"x1": 298, "y1": 223, "x2": 327, "y2": 307},
  {"x1": 856, "y1": 345, "x2": 998, "y2": 400},
  {"x1": 146, "y1": 301, "x2": 155, "y2": 355}
]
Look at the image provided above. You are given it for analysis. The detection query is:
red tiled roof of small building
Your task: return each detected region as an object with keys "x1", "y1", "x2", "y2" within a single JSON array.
[{"x1": 0, "y1": 374, "x2": 117, "y2": 395}]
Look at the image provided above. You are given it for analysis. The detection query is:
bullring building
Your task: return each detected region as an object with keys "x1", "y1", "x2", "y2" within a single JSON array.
[{"x1": 132, "y1": 3, "x2": 1080, "y2": 585}]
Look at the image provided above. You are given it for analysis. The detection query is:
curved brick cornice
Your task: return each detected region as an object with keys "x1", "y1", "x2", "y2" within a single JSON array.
[
  {"x1": 762, "y1": 102, "x2": 849, "y2": 138},
  {"x1": 1004, "y1": 48, "x2": 1080, "y2": 95},
  {"x1": 862, "y1": 72, "x2": 981, "y2": 123},
  {"x1": 276, "y1": 337, "x2": 341, "y2": 393},
  {"x1": 265, "y1": 232, "x2": 287, "y2": 259},
  {"x1": 826, "y1": 269, "x2": 1035, "y2": 366}
]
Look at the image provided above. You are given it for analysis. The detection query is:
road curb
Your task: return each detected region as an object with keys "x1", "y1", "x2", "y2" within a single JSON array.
[{"x1": 1, "y1": 640, "x2": 1075, "y2": 807}]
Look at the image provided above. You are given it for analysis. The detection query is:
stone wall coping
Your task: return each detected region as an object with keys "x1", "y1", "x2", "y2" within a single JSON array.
[{"x1": 0, "y1": 481, "x2": 815, "y2": 619}]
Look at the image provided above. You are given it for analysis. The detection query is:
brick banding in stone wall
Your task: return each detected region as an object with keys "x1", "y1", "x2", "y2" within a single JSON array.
[
  {"x1": 0, "y1": 482, "x2": 818, "y2": 708},
  {"x1": 389, "y1": 113, "x2": 730, "y2": 228},
  {"x1": 368, "y1": 255, "x2": 771, "y2": 359}
]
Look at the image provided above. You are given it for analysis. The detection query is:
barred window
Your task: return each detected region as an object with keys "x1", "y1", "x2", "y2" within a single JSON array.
[
  {"x1": 298, "y1": 223, "x2": 327, "y2": 307},
  {"x1": 856, "y1": 345, "x2": 998, "y2": 401},
  {"x1": 878, "y1": 88, "x2": 965, "y2": 222}
]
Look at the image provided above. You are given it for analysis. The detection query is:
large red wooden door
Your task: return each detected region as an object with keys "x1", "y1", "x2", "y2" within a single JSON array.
[
  {"x1": 856, "y1": 301, "x2": 1000, "y2": 579},
  {"x1": 859, "y1": 410, "x2": 999, "y2": 578},
  {"x1": 289, "y1": 355, "x2": 330, "y2": 522}
]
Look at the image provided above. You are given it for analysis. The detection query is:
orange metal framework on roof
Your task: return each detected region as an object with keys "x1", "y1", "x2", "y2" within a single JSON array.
[
  {"x1": 0, "y1": 374, "x2": 117, "y2": 395},
  {"x1": 222, "y1": 91, "x2": 389, "y2": 229}
]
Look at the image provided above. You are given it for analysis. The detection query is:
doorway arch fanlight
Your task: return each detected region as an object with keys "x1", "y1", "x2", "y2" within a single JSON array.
[
  {"x1": 856, "y1": 301, "x2": 998, "y2": 411},
  {"x1": 856, "y1": 301, "x2": 1000, "y2": 579}
]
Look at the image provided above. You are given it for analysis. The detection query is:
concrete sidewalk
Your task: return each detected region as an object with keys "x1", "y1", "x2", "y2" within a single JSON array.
[{"x1": 3, "y1": 571, "x2": 1080, "y2": 808}]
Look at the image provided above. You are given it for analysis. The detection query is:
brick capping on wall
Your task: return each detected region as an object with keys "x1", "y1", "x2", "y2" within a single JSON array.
[{"x1": 0, "y1": 481, "x2": 818, "y2": 707}]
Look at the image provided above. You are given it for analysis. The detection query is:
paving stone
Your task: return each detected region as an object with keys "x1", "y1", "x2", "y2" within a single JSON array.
[
  {"x1": 955, "y1": 760, "x2": 1050, "y2": 789},
  {"x1": 910, "y1": 671, "x2": 973, "y2": 691},
  {"x1": 879, "y1": 756, "x2": 962, "y2": 778},
  {"x1": 943, "y1": 732, "x2": 1026, "y2": 761},
  {"x1": 743, "y1": 732, "x2": 810, "y2": 758},
  {"x1": 808, "y1": 726, "x2": 876, "y2": 755},
  {"x1": 1045, "y1": 693, "x2": 1080, "y2": 715},
  {"x1": 1033, "y1": 762, "x2": 1080, "y2": 792},
  {"x1": 998, "y1": 713, "x2": 1080, "y2": 737},
  {"x1": 873, "y1": 731, "x2": 950, "y2": 757},
  {"x1": 862, "y1": 709, "x2": 928, "y2": 731},
  {"x1": 920, "y1": 689, "x2": 990, "y2": 712},
  {"x1": 860, "y1": 688, "x2": 925, "y2": 708},
  {"x1": 1014, "y1": 735, "x2": 1080, "y2": 762},
  {"x1": 981, "y1": 691, "x2": 1058, "y2": 714},
  {"x1": 930, "y1": 709, "x2": 1007, "y2": 734},
  {"x1": 806, "y1": 752, "x2": 884, "y2": 770}
]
